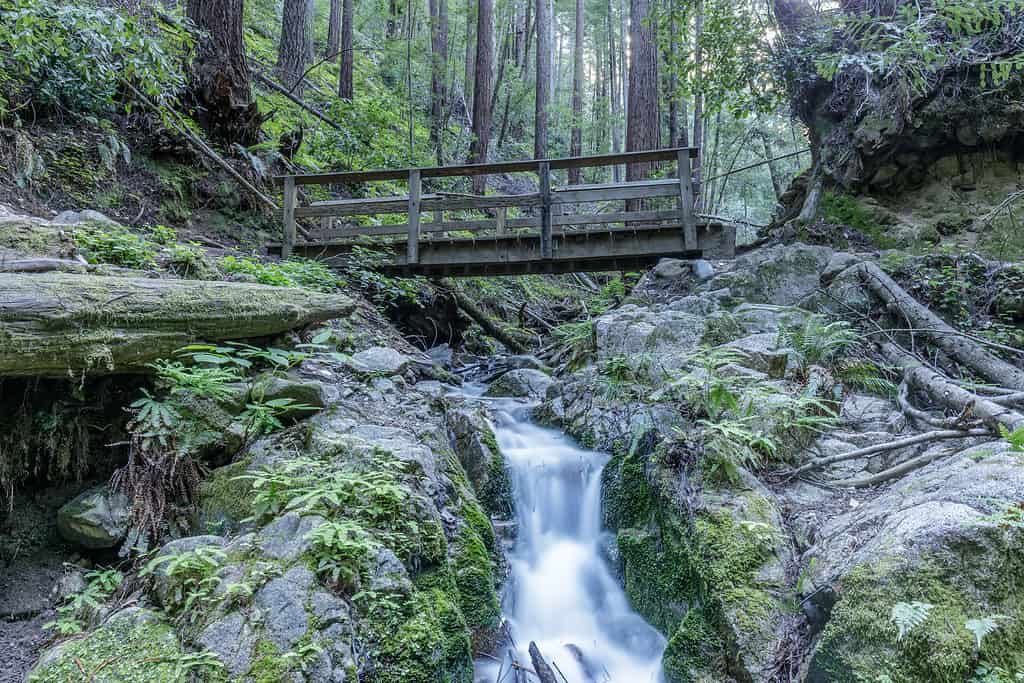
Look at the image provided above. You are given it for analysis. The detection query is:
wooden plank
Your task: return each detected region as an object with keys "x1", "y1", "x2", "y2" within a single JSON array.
[
  {"x1": 678, "y1": 149, "x2": 697, "y2": 250},
  {"x1": 295, "y1": 192, "x2": 540, "y2": 218},
  {"x1": 554, "y1": 178, "x2": 678, "y2": 193},
  {"x1": 495, "y1": 207, "x2": 507, "y2": 235},
  {"x1": 539, "y1": 161, "x2": 553, "y2": 259},
  {"x1": 278, "y1": 147, "x2": 699, "y2": 186},
  {"x1": 553, "y1": 182, "x2": 680, "y2": 204},
  {"x1": 407, "y1": 169, "x2": 421, "y2": 264},
  {"x1": 282, "y1": 176, "x2": 297, "y2": 259}
]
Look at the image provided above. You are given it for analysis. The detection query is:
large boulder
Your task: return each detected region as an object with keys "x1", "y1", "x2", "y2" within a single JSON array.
[
  {"x1": 705, "y1": 243, "x2": 834, "y2": 308},
  {"x1": 447, "y1": 405, "x2": 513, "y2": 519},
  {"x1": 484, "y1": 368, "x2": 553, "y2": 400},
  {"x1": 56, "y1": 486, "x2": 129, "y2": 550}
]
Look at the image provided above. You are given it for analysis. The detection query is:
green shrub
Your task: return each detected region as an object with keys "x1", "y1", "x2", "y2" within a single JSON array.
[
  {"x1": 219, "y1": 256, "x2": 344, "y2": 292},
  {"x1": 73, "y1": 223, "x2": 158, "y2": 269}
]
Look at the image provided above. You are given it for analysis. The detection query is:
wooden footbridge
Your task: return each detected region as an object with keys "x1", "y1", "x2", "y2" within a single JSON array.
[{"x1": 271, "y1": 147, "x2": 734, "y2": 277}]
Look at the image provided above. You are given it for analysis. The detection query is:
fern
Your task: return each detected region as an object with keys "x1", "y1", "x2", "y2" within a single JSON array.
[
  {"x1": 965, "y1": 615, "x2": 1011, "y2": 649},
  {"x1": 891, "y1": 601, "x2": 934, "y2": 641},
  {"x1": 778, "y1": 314, "x2": 858, "y2": 370}
]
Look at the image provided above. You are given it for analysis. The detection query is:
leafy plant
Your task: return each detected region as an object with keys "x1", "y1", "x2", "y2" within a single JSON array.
[
  {"x1": 696, "y1": 416, "x2": 778, "y2": 484},
  {"x1": 43, "y1": 568, "x2": 123, "y2": 636},
  {"x1": 140, "y1": 546, "x2": 226, "y2": 625},
  {"x1": 965, "y1": 615, "x2": 1012, "y2": 649},
  {"x1": 306, "y1": 519, "x2": 384, "y2": 589},
  {"x1": 891, "y1": 601, "x2": 935, "y2": 641},
  {"x1": 239, "y1": 397, "x2": 318, "y2": 438},
  {"x1": 552, "y1": 319, "x2": 595, "y2": 370},
  {"x1": 219, "y1": 255, "x2": 344, "y2": 292},
  {"x1": 778, "y1": 314, "x2": 858, "y2": 370},
  {"x1": 999, "y1": 426, "x2": 1024, "y2": 453},
  {"x1": 149, "y1": 360, "x2": 240, "y2": 402},
  {"x1": 128, "y1": 390, "x2": 181, "y2": 450},
  {"x1": 73, "y1": 223, "x2": 159, "y2": 269}
]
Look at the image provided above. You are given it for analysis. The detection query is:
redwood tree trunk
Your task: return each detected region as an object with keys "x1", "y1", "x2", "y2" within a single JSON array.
[
  {"x1": 568, "y1": 0, "x2": 584, "y2": 182},
  {"x1": 465, "y1": 0, "x2": 477, "y2": 118},
  {"x1": 339, "y1": 0, "x2": 355, "y2": 99},
  {"x1": 534, "y1": 0, "x2": 552, "y2": 158},
  {"x1": 625, "y1": 0, "x2": 660, "y2": 182},
  {"x1": 186, "y1": 0, "x2": 261, "y2": 146},
  {"x1": 429, "y1": 0, "x2": 450, "y2": 163},
  {"x1": 327, "y1": 0, "x2": 342, "y2": 58},
  {"x1": 278, "y1": 0, "x2": 315, "y2": 95},
  {"x1": 469, "y1": 0, "x2": 495, "y2": 193}
]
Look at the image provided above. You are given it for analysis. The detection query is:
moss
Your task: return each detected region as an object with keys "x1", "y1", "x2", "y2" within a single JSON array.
[
  {"x1": 247, "y1": 638, "x2": 290, "y2": 683},
  {"x1": 820, "y1": 192, "x2": 900, "y2": 249},
  {"x1": 601, "y1": 436, "x2": 655, "y2": 530},
  {"x1": 28, "y1": 611, "x2": 188, "y2": 683},
  {"x1": 662, "y1": 608, "x2": 726, "y2": 683},
  {"x1": 451, "y1": 519, "x2": 500, "y2": 642},
  {"x1": 198, "y1": 457, "x2": 255, "y2": 533},
  {"x1": 811, "y1": 541, "x2": 1024, "y2": 683}
]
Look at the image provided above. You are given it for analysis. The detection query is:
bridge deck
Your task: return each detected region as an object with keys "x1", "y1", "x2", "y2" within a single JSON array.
[{"x1": 274, "y1": 148, "x2": 734, "y2": 277}]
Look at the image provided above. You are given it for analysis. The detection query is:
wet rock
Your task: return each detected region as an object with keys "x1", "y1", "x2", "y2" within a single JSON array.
[
  {"x1": 485, "y1": 368, "x2": 553, "y2": 400},
  {"x1": 448, "y1": 406, "x2": 513, "y2": 518},
  {"x1": 56, "y1": 486, "x2": 129, "y2": 550},
  {"x1": 368, "y1": 548, "x2": 413, "y2": 594}
]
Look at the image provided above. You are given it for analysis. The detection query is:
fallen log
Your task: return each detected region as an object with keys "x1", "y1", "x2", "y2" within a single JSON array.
[
  {"x1": 440, "y1": 278, "x2": 531, "y2": 354},
  {"x1": 858, "y1": 261, "x2": 1024, "y2": 390},
  {"x1": 0, "y1": 272, "x2": 354, "y2": 377},
  {"x1": 882, "y1": 343, "x2": 1024, "y2": 433}
]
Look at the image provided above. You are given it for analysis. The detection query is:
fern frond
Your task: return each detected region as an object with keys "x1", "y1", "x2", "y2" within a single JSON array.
[
  {"x1": 891, "y1": 601, "x2": 934, "y2": 641},
  {"x1": 964, "y1": 615, "x2": 1011, "y2": 649}
]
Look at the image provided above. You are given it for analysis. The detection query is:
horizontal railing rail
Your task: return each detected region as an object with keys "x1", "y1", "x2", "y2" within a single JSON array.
[{"x1": 278, "y1": 148, "x2": 701, "y2": 266}]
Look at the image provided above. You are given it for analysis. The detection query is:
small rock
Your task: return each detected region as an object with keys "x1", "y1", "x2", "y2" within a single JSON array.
[
  {"x1": 690, "y1": 259, "x2": 715, "y2": 281},
  {"x1": 196, "y1": 612, "x2": 256, "y2": 676},
  {"x1": 346, "y1": 347, "x2": 413, "y2": 375},
  {"x1": 484, "y1": 368, "x2": 554, "y2": 400},
  {"x1": 368, "y1": 548, "x2": 412, "y2": 594},
  {"x1": 257, "y1": 512, "x2": 325, "y2": 562},
  {"x1": 821, "y1": 252, "x2": 861, "y2": 285},
  {"x1": 722, "y1": 333, "x2": 792, "y2": 378},
  {"x1": 52, "y1": 209, "x2": 120, "y2": 226},
  {"x1": 255, "y1": 566, "x2": 316, "y2": 650},
  {"x1": 56, "y1": 486, "x2": 129, "y2": 550}
]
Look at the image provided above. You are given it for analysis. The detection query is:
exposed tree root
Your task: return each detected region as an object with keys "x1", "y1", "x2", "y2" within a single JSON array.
[
  {"x1": 857, "y1": 261, "x2": 1024, "y2": 390},
  {"x1": 528, "y1": 642, "x2": 559, "y2": 683},
  {"x1": 832, "y1": 445, "x2": 964, "y2": 488},
  {"x1": 440, "y1": 278, "x2": 531, "y2": 354}
]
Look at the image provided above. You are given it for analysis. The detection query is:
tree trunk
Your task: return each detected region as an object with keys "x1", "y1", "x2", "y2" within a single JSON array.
[
  {"x1": 760, "y1": 130, "x2": 783, "y2": 199},
  {"x1": 387, "y1": 0, "x2": 400, "y2": 38},
  {"x1": 534, "y1": 0, "x2": 552, "y2": 158},
  {"x1": 607, "y1": 0, "x2": 622, "y2": 181},
  {"x1": 625, "y1": 0, "x2": 660, "y2": 183},
  {"x1": 429, "y1": 0, "x2": 450, "y2": 164},
  {"x1": 327, "y1": 0, "x2": 342, "y2": 58},
  {"x1": 185, "y1": 0, "x2": 261, "y2": 146},
  {"x1": 338, "y1": 0, "x2": 355, "y2": 99},
  {"x1": 691, "y1": 0, "x2": 705, "y2": 208},
  {"x1": 464, "y1": 0, "x2": 477, "y2": 118},
  {"x1": 469, "y1": 0, "x2": 495, "y2": 194},
  {"x1": 667, "y1": 10, "x2": 679, "y2": 147},
  {"x1": 278, "y1": 0, "x2": 315, "y2": 96},
  {"x1": 0, "y1": 273, "x2": 354, "y2": 377},
  {"x1": 568, "y1": 0, "x2": 584, "y2": 181}
]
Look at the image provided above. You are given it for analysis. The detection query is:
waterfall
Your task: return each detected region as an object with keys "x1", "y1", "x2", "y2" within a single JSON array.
[{"x1": 473, "y1": 396, "x2": 666, "y2": 682}]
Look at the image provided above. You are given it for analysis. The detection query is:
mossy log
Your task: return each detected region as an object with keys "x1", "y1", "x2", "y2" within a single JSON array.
[{"x1": 0, "y1": 272, "x2": 354, "y2": 377}]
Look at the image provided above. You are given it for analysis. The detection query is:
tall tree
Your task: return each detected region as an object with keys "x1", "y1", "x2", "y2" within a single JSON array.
[
  {"x1": 625, "y1": 0, "x2": 660, "y2": 181},
  {"x1": 429, "y1": 0, "x2": 450, "y2": 163},
  {"x1": 568, "y1": 0, "x2": 584, "y2": 181},
  {"x1": 338, "y1": 0, "x2": 355, "y2": 99},
  {"x1": 469, "y1": 0, "x2": 495, "y2": 193},
  {"x1": 278, "y1": 0, "x2": 315, "y2": 95},
  {"x1": 607, "y1": 0, "x2": 622, "y2": 181},
  {"x1": 327, "y1": 0, "x2": 342, "y2": 58},
  {"x1": 534, "y1": 0, "x2": 552, "y2": 158},
  {"x1": 186, "y1": 0, "x2": 261, "y2": 145},
  {"x1": 464, "y1": 0, "x2": 477, "y2": 118},
  {"x1": 691, "y1": 0, "x2": 705, "y2": 207}
]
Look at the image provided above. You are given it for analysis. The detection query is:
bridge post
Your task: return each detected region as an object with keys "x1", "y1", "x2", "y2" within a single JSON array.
[
  {"x1": 407, "y1": 169, "x2": 422, "y2": 264},
  {"x1": 539, "y1": 161, "x2": 553, "y2": 259},
  {"x1": 677, "y1": 150, "x2": 698, "y2": 251},
  {"x1": 282, "y1": 175, "x2": 297, "y2": 259}
]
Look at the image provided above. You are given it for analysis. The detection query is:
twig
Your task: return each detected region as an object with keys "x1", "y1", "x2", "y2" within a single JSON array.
[
  {"x1": 254, "y1": 71, "x2": 342, "y2": 131},
  {"x1": 789, "y1": 428, "x2": 989, "y2": 476},
  {"x1": 833, "y1": 445, "x2": 968, "y2": 488}
]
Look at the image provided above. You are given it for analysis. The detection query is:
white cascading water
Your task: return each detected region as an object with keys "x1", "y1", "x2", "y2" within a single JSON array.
[{"x1": 472, "y1": 393, "x2": 666, "y2": 683}]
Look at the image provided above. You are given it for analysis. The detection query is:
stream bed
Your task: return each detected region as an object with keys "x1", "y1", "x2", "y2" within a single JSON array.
[{"x1": 470, "y1": 391, "x2": 666, "y2": 682}]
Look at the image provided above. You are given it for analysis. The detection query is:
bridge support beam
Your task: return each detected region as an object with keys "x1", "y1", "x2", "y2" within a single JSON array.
[
  {"x1": 407, "y1": 169, "x2": 422, "y2": 264},
  {"x1": 677, "y1": 149, "x2": 697, "y2": 251},
  {"x1": 283, "y1": 175, "x2": 297, "y2": 259},
  {"x1": 539, "y1": 161, "x2": 553, "y2": 259}
]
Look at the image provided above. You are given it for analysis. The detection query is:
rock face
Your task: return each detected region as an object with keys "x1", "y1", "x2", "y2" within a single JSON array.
[
  {"x1": 539, "y1": 241, "x2": 1024, "y2": 682},
  {"x1": 56, "y1": 486, "x2": 129, "y2": 549},
  {"x1": 33, "y1": 347, "x2": 507, "y2": 683},
  {"x1": 483, "y1": 368, "x2": 553, "y2": 400}
]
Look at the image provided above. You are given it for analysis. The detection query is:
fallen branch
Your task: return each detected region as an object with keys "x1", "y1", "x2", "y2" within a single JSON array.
[
  {"x1": 441, "y1": 278, "x2": 530, "y2": 354},
  {"x1": 790, "y1": 427, "x2": 989, "y2": 477},
  {"x1": 0, "y1": 258, "x2": 87, "y2": 273},
  {"x1": 254, "y1": 71, "x2": 342, "y2": 131},
  {"x1": 528, "y1": 642, "x2": 559, "y2": 683},
  {"x1": 897, "y1": 380, "x2": 975, "y2": 430},
  {"x1": 858, "y1": 261, "x2": 1024, "y2": 390},
  {"x1": 883, "y1": 343, "x2": 1024, "y2": 433},
  {"x1": 833, "y1": 446, "x2": 962, "y2": 488}
]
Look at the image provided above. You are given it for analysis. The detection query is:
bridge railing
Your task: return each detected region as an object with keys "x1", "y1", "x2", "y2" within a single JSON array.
[{"x1": 276, "y1": 147, "x2": 700, "y2": 264}]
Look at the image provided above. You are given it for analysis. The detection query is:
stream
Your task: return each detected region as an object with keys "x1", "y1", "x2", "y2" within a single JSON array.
[{"x1": 467, "y1": 387, "x2": 666, "y2": 683}]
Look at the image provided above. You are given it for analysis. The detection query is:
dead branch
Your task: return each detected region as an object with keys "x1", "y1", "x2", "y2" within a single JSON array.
[
  {"x1": 858, "y1": 261, "x2": 1024, "y2": 390},
  {"x1": 254, "y1": 71, "x2": 342, "y2": 131},
  {"x1": 528, "y1": 642, "x2": 559, "y2": 683},
  {"x1": 0, "y1": 258, "x2": 87, "y2": 273},
  {"x1": 440, "y1": 278, "x2": 531, "y2": 354},
  {"x1": 833, "y1": 445, "x2": 964, "y2": 488}
]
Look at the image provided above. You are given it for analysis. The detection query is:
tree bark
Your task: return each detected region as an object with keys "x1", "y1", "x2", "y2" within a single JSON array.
[
  {"x1": 465, "y1": 0, "x2": 477, "y2": 118},
  {"x1": 691, "y1": 0, "x2": 705, "y2": 208},
  {"x1": 568, "y1": 0, "x2": 584, "y2": 182},
  {"x1": 607, "y1": 0, "x2": 622, "y2": 181},
  {"x1": 338, "y1": 0, "x2": 355, "y2": 100},
  {"x1": 469, "y1": 0, "x2": 495, "y2": 194},
  {"x1": 0, "y1": 273, "x2": 354, "y2": 377},
  {"x1": 625, "y1": 0, "x2": 660, "y2": 182},
  {"x1": 185, "y1": 0, "x2": 261, "y2": 146},
  {"x1": 528, "y1": 643, "x2": 559, "y2": 683},
  {"x1": 534, "y1": 0, "x2": 552, "y2": 159},
  {"x1": 327, "y1": 0, "x2": 342, "y2": 58},
  {"x1": 429, "y1": 0, "x2": 450, "y2": 164},
  {"x1": 859, "y1": 262, "x2": 1024, "y2": 390},
  {"x1": 278, "y1": 0, "x2": 315, "y2": 96}
]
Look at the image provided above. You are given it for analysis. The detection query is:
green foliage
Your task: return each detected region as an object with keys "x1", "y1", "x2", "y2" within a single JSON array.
[
  {"x1": 552, "y1": 319, "x2": 596, "y2": 370},
  {"x1": 836, "y1": 360, "x2": 898, "y2": 397},
  {"x1": 816, "y1": 0, "x2": 1024, "y2": 96},
  {"x1": 341, "y1": 246, "x2": 422, "y2": 305},
  {"x1": 149, "y1": 360, "x2": 240, "y2": 402},
  {"x1": 73, "y1": 223, "x2": 158, "y2": 269},
  {"x1": 238, "y1": 397, "x2": 318, "y2": 438},
  {"x1": 218, "y1": 256, "x2": 344, "y2": 292},
  {"x1": 820, "y1": 193, "x2": 899, "y2": 249},
  {"x1": 892, "y1": 601, "x2": 935, "y2": 642},
  {"x1": 778, "y1": 314, "x2": 858, "y2": 371},
  {"x1": 1001, "y1": 427, "x2": 1024, "y2": 453},
  {"x1": 966, "y1": 616, "x2": 1013, "y2": 649},
  {"x1": 177, "y1": 342, "x2": 312, "y2": 373},
  {"x1": 140, "y1": 546, "x2": 226, "y2": 626},
  {"x1": 0, "y1": 0, "x2": 190, "y2": 119},
  {"x1": 129, "y1": 390, "x2": 181, "y2": 451},
  {"x1": 44, "y1": 568, "x2": 123, "y2": 636}
]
